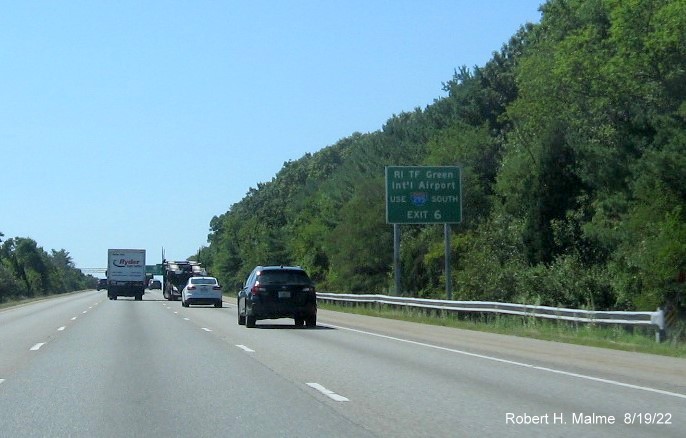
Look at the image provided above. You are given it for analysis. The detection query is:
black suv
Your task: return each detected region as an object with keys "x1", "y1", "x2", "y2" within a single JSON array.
[
  {"x1": 238, "y1": 266, "x2": 317, "y2": 328},
  {"x1": 96, "y1": 278, "x2": 107, "y2": 291}
]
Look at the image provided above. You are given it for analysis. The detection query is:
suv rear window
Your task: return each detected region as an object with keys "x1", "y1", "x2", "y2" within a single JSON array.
[{"x1": 258, "y1": 270, "x2": 311, "y2": 285}]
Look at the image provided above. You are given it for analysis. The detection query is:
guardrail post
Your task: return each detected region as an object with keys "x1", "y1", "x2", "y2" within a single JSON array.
[{"x1": 653, "y1": 307, "x2": 666, "y2": 343}]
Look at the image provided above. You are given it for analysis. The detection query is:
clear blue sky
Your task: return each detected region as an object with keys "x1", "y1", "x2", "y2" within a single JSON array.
[{"x1": 1, "y1": 0, "x2": 543, "y2": 273}]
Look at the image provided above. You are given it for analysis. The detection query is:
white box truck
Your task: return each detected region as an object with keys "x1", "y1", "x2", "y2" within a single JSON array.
[{"x1": 107, "y1": 249, "x2": 146, "y2": 300}]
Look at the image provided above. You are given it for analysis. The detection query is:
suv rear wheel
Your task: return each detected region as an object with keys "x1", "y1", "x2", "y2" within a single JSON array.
[
  {"x1": 246, "y1": 315, "x2": 256, "y2": 328},
  {"x1": 305, "y1": 315, "x2": 317, "y2": 327}
]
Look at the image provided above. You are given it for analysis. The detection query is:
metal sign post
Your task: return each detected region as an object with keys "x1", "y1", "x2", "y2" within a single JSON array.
[
  {"x1": 445, "y1": 224, "x2": 452, "y2": 300},
  {"x1": 394, "y1": 224, "x2": 401, "y2": 296}
]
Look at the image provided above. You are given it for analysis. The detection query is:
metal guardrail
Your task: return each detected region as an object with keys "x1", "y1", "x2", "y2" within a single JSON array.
[{"x1": 317, "y1": 293, "x2": 667, "y2": 342}]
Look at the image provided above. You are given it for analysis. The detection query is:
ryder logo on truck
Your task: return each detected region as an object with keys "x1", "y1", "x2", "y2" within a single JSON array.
[{"x1": 113, "y1": 259, "x2": 142, "y2": 267}]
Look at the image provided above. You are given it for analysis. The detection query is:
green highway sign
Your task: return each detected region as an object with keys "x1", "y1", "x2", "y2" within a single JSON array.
[
  {"x1": 146, "y1": 264, "x2": 164, "y2": 275},
  {"x1": 385, "y1": 166, "x2": 462, "y2": 224}
]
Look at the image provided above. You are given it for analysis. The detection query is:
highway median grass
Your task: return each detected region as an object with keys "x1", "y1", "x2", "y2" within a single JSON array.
[
  {"x1": 319, "y1": 301, "x2": 686, "y2": 358},
  {"x1": 0, "y1": 295, "x2": 54, "y2": 310},
  {"x1": 0, "y1": 290, "x2": 92, "y2": 311}
]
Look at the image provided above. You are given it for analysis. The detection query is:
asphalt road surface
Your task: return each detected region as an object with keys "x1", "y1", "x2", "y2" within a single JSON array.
[{"x1": 1, "y1": 290, "x2": 684, "y2": 437}]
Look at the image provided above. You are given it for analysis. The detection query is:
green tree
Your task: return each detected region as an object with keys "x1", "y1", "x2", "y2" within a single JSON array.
[
  {"x1": 326, "y1": 178, "x2": 391, "y2": 292},
  {"x1": 201, "y1": 0, "x2": 686, "y2": 316}
]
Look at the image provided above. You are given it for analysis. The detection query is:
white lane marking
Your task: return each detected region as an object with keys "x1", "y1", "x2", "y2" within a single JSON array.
[
  {"x1": 174, "y1": 311, "x2": 179, "y2": 314},
  {"x1": 201, "y1": 328, "x2": 212, "y2": 332},
  {"x1": 321, "y1": 323, "x2": 686, "y2": 400},
  {"x1": 0, "y1": 379, "x2": 5, "y2": 385},
  {"x1": 57, "y1": 326, "x2": 66, "y2": 331},
  {"x1": 183, "y1": 318, "x2": 190, "y2": 321},
  {"x1": 71, "y1": 317, "x2": 77, "y2": 321},
  {"x1": 236, "y1": 345, "x2": 255, "y2": 353},
  {"x1": 82, "y1": 311, "x2": 88, "y2": 314},
  {"x1": 306, "y1": 383, "x2": 349, "y2": 402},
  {"x1": 30, "y1": 343, "x2": 46, "y2": 351}
]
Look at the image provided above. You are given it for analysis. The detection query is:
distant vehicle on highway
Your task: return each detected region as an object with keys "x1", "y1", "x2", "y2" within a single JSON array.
[
  {"x1": 148, "y1": 279, "x2": 162, "y2": 290},
  {"x1": 107, "y1": 248, "x2": 146, "y2": 301},
  {"x1": 96, "y1": 278, "x2": 107, "y2": 291},
  {"x1": 181, "y1": 276, "x2": 223, "y2": 308},
  {"x1": 238, "y1": 265, "x2": 317, "y2": 328},
  {"x1": 162, "y1": 260, "x2": 205, "y2": 301}
]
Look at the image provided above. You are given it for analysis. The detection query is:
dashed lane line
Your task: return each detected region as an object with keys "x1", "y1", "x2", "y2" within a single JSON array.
[
  {"x1": 306, "y1": 383, "x2": 349, "y2": 402},
  {"x1": 29, "y1": 343, "x2": 46, "y2": 351}
]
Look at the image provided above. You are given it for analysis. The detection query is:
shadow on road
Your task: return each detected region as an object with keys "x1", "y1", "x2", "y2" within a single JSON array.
[
  {"x1": 253, "y1": 323, "x2": 335, "y2": 331},
  {"x1": 106, "y1": 297, "x2": 168, "y2": 302}
]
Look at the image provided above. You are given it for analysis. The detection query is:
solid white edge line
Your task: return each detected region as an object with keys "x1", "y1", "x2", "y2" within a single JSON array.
[
  {"x1": 307, "y1": 383, "x2": 349, "y2": 402},
  {"x1": 236, "y1": 345, "x2": 255, "y2": 353},
  {"x1": 30, "y1": 343, "x2": 46, "y2": 351},
  {"x1": 320, "y1": 323, "x2": 686, "y2": 400}
]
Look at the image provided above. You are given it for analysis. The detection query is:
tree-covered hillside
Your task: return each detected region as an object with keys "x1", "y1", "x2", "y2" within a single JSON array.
[
  {"x1": 0, "y1": 232, "x2": 95, "y2": 303},
  {"x1": 202, "y1": 0, "x2": 685, "y2": 312}
]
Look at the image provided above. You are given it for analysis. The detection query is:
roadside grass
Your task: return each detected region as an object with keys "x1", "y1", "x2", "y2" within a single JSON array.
[
  {"x1": 319, "y1": 302, "x2": 686, "y2": 358},
  {"x1": 0, "y1": 290, "x2": 87, "y2": 311},
  {"x1": 0, "y1": 296, "x2": 52, "y2": 310}
]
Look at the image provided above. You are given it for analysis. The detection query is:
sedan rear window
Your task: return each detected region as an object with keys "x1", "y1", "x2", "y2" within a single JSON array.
[{"x1": 190, "y1": 278, "x2": 218, "y2": 285}]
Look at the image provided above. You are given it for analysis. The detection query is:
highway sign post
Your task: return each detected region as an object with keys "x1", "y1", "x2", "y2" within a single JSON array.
[{"x1": 385, "y1": 166, "x2": 462, "y2": 299}]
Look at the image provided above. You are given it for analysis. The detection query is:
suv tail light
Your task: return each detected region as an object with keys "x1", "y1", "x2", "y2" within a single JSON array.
[
  {"x1": 250, "y1": 285, "x2": 262, "y2": 295},
  {"x1": 187, "y1": 285, "x2": 196, "y2": 290},
  {"x1": 212, "y1": 286, "x2": 221, "y2": 290}
]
